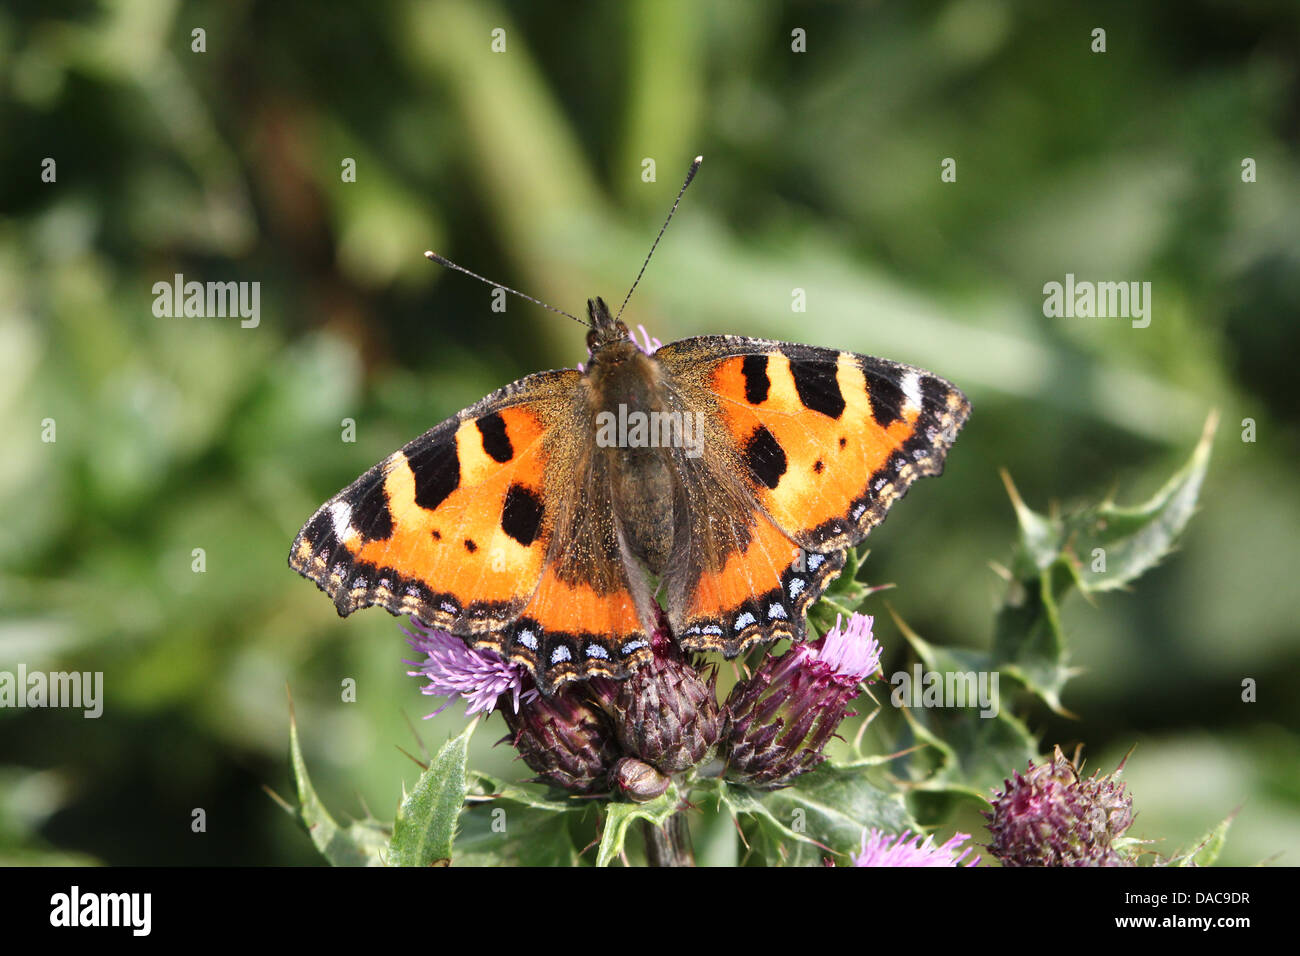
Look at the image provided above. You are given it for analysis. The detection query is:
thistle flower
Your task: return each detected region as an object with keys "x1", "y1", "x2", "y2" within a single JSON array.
[
  {"x1": 985, "y1": 746, "x2": 1135, "y2": 867},
  {"x1": 610, "y1": 621, "x2": 721, "y2": 775},
  {"x1": 502, "y1": 685, "x2": 621, "y2": 794},
  {"x1": 850, "y1": 829, "x2": 979, "y2": 867},
  {"x1": 403, "y1": 618, "x2": 537, "y2": 717},
  {"x1": 632, "y1": 324, "x2": 662, "y2": 354},
  {"x1": 723, "y1": 613, "x2": 881, "y2": 789}
]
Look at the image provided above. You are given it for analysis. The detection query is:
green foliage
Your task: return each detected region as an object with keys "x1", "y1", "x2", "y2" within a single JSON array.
[
  {"x1": 709, "y1": 768, "x2": 916, "y2": 867},
  {"x1": 1168, "y1": 814, "x2": 1235, "y2": 868},
  {"x1": 994, "y1": 412, "x2": 1218, "y2": 713},
  {"x1": 388, "y1": 721, "x2": 475, "y2": 866},
  {"x1": 286, "y1": 704, "x2": 389, "y2": 867},
  {"x1": 900, "y1": 417, "x2": 1218, "y2": 810},
  {"x1": 595, "y1": 786, "x2": 683, "y2": 867}
]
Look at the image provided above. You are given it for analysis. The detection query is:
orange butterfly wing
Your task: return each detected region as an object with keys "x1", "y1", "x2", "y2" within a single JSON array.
[
  {"x1": 655, "y1": 336, "x2": 969, "y2": 656},
  {"x1": 289, "y1": 369, "x2": 654, "y2": 693}
]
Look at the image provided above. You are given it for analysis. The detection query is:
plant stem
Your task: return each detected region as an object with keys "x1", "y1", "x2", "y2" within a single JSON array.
[{"x1": 643, "y1": 811, "x2": 695, "y2": 866}]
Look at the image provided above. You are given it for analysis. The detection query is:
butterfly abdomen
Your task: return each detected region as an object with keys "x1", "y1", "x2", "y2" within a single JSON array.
[{"x1": 589, "y1": 344, "x2": 683, "y2": 574}]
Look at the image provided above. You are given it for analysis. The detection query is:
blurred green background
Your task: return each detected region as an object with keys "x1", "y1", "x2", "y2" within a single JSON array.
[{"x1": 2, "y1": 0, "x2": 1298, "y2": 865}]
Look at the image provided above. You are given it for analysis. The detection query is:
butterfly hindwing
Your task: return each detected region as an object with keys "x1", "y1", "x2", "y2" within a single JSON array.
[{"x1": 497, "y1": 444, "x2": 654, "y2": 692}]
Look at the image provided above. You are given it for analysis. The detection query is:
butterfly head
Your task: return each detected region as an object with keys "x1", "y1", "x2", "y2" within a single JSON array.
[{"x1": 585, "y1": 296, "x2": 633, "y2": 356}]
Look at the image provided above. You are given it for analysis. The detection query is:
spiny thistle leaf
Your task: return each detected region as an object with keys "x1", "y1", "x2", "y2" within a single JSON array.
[
  {"x1": 993, "y1": 412, "x2": 1217, "y2": 714},
  {"x1": 888, "y1": 609, "x2": 1039, "y2": 806},
  {"x1": 467, "y1": 770, "x2": 583, "y2": 812},
  {"x1": 747, "y1": 763, "x2": 916, "y2": 866},
  {"x1": 389, "y1": 720, "x2": 475, "y2": 866},
  {"x1": 1069, "y1": 411, "x2": 1218, "y2": 593},
  {"x1": 287, "y1": 705, "x2": 389, "y2": 866},
  {"x1": 1168, "y1": 812, "x2": 1236, "y2": 867},
  {"x1": 454, "y1": 802, "x2": 583, "y2": 866},
  {"x1": 595, "y1": 784, "x2": 680, "y2": 867},
  {"x1": 701, "y1": 777, "x2": 824, "y2": 860}
]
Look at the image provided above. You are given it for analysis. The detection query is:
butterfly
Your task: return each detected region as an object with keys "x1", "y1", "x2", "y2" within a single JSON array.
[{"x1": 289, "y1": 159, "x2": 970, "y2": 695}]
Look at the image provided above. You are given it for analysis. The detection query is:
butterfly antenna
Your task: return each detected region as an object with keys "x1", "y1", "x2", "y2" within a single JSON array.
[
  {"x1": 423, "y1": 251, "x2": 589, "y2": 328},
  {"x1": 615, "y1": 155, "x2": 702, "y2": 322}
]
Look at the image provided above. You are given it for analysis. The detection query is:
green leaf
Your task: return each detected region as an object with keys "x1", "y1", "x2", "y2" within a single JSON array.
[
  {"x1": 467, "y1": 770, "x2": 581, "y2": 812},
  {"x1": 595, "y1": 785, "x2": 680, "y2": 867},
  {"x1": 703, "y1": 777, "x2": 823, "y2": 865},
  {"x1": 890, "y1": 611, "x2": 1039, "y2": 805},
  {"x1": 1170, "y1": 812, "x2": 1236, "y2": 867},
  {"x1": 455, "y1": 770, "x2": 589, "y2": 865},
  {"x1": 992, "y1": 412, "x2": 1217, "y2": 715},
  {"x1": 749, "y1": 764, "x2": 916, "y2": 866},
  {"x1": 287, "y1": 706, "x2": 389, "y2": 866},
  {"x1": 1069, "y1": 411, "x2": 1217, "y2": 593},
  {"x1": 389, "y1": 720, "x2": 475, "y2": 867},
  {"x1": 990, "y1": 558, "x2": 1078, "y2": 714},
  {"x1": 901, "y1": 702, "x2": 1039, "y2": 813},
  {"x1": 454, "y1": 802, "x2": 583, "y2": 866}
]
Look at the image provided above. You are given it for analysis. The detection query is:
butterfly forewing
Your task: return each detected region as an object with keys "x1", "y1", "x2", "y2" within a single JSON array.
[{"x1": 289, "y1": 369, "x2": 578, "y2": 634}]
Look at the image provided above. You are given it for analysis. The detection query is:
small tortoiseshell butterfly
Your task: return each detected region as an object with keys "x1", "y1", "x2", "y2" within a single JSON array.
[{"x1": 289, "y1": 159, "x2": 970, "y2": 694}]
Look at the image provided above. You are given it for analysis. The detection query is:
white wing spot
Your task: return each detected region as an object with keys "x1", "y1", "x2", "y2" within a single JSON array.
[
  {"x1": 789, "y1": 577, "x2": 806, "y2": 598},
  {"x1": 550, "y1": 644, "x2": 572, "y2": 664},
  {"x1": 517, "y1": 629, "x2": 538, "y2": 650},
  {"x1": 734, "y1": 611, "x2": 757, "y2": 631},
  {"x1": 328, "y1": 501, "x2": 353, "y2": 539},
  {"x1": 585, "y1": 644, "x2": 610, "y2": 660},
  {"x1": 768, "y1": 602, "x2": 788, "y2": 620},
  {"x1": 902, "y1": 371, "x2": 923, "y2": 411}
]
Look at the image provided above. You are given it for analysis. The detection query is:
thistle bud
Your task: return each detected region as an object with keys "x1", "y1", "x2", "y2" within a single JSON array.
[
  {"x1": 723, "y1": 613, "x2": 881, "y2": 789},
  {"x1": 612, "y1": 757, "x2": 671, "y2": 802},
  {"x1": 611, "y1": 628, "x2": 721, "y2": 774},
  {"x1": 985, "y1": 746, "x2": 1135, "y2": 867},
  {"x1": 501, "y1": 686, "x2": 620, "y2": 794}
]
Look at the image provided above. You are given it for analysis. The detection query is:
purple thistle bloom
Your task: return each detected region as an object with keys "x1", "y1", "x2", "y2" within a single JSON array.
[
  {"x1": 786, "y1": 613, "x2": 882, "y2": 685},
  {"x1": 985, "y1": 747, "x2": 1135, "y2": 867},
  {"x1": 402, "y1": 618, "x2": 537, "y2": 718},
  {"x1": 632, "y1": 323, "x2": 662, "y2": 354},
  {"x1": 722, "y1": 613, "x2": 882, "y2": 789},
  {"x1": 850, "y1": 829, "x2": 979, "y2": 867}
]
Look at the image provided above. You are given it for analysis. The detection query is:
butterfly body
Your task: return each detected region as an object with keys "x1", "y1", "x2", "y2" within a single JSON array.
[{"x1": 291, "y1": 296, "x2": 969, "y2": 694}]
